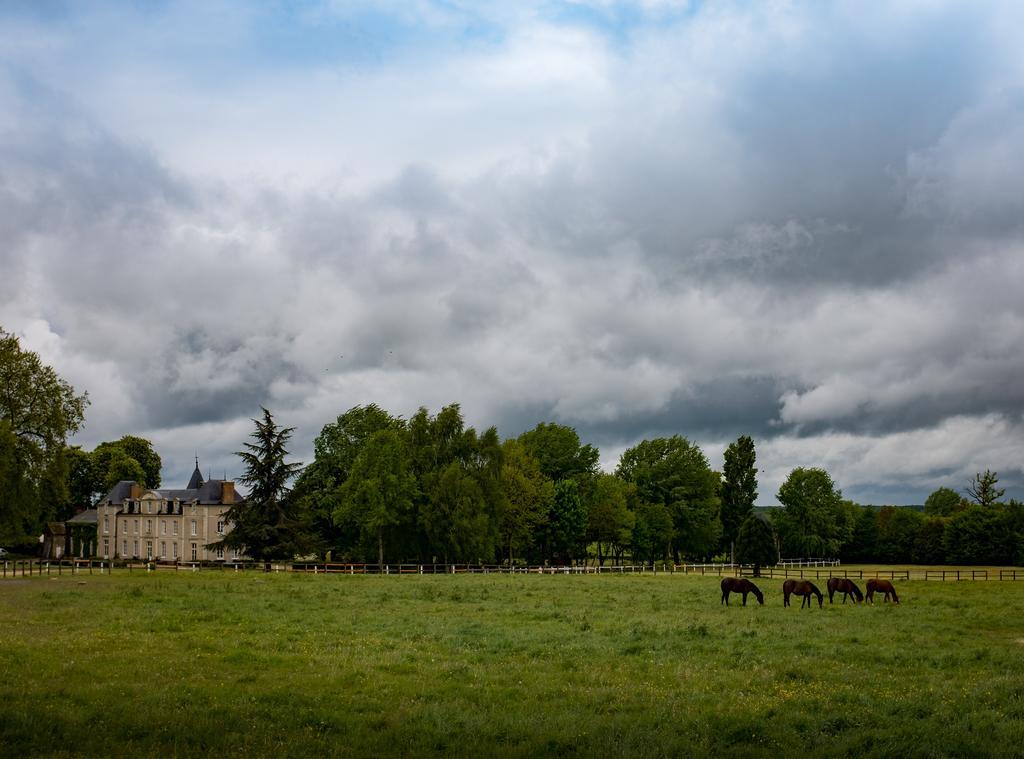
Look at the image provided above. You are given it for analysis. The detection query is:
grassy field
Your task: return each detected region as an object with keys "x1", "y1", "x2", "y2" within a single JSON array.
[{"x1": 2, "y1": 572, "x2": 1023, "y2": 757}]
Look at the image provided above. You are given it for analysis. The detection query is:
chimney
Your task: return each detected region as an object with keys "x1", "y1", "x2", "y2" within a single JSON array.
[
  {"x1": 129, "y1": 483, "x2": 141, "y2": 500},
  {"x1": 221, "y1": 481, "x2": 235, "y2": 504}
]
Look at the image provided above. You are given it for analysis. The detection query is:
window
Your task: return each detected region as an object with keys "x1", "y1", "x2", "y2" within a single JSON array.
[
  {"x1": 133, "y1": 540, "x2": 139, "y2": 557},
  {"x1": 172, "y1": 543, "x2": 178, "y2": 559},
  {"x1": 191, "y1": 520, "x2": 197, "y2": 537},
  {"x1": 146, "y1": 542, "x2": 153, "y2": 560},
  {"x1": 217, "y1": 520, "x2": 225, "y2": 535},
  {"x1": 122, "y1": 539, "x2": 127, "y2": 556},
  {"x1": 134, "y1": 519, "x2": 139, "y2": 535},
  {"x1": 103, "y1": 516, "x2": 109, "y2": 533},
  {"x1": 146, "y1": 519, "x2": 152, "y2": 534},
  {"x1": 216, "y1": 546, "x2": 224, "y2": 559},
  {"x1": 160, "y1": 541, "x2": 166, "y2": 558},
  {"x1": 232, "y1": 547, "x2": 240, "y2": 559},
  {"x1": 103, "y1": 539, "x2": 109, "y2": 558},
  {"x1": 191, "y1": 543, "x2": 197, "y2": 561},
  {"x1": 161, "y1": 521, "x2": 167, "y2": 536},
  {"x1": 173, "y1": 522, "x2": 178, "y2": 536}
]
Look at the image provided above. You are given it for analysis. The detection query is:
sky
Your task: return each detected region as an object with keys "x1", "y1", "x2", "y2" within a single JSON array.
[{"x1": 2, "y1": 0, "x2": 1023, "y2": 505}]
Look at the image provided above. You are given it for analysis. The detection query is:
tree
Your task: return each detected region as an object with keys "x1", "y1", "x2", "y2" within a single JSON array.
[
  {"x1": 337, "y1": 428, "x2": 417, "y2": 569},
  {"x1": 408, "y1": 404, "x2": 503, "y2": 563},
  {"x1": 293, "y1": 404, "x2": 404, "y2": 556},
  {"x1": 616, "y1": 436, "x2": 720, "y2": 562},
  {"x1": 913, "y1": 517, "x2": 947, "y2": 564},
  {"x1": 844, "y1": 505, "x2": 879, "y2": 563},
  {"x1": 586, "y1": 474, "x2": 635, "y2": 566},
  {"x1": 735, "y1": 513, "x2": 779, "y2": 576},
  {"x1": 966, "y1": 470, "x2": 1004, "y2": 507},
  {"x1": 942, "y1": 504, "x2": 1006, "y2": 564},
  {"x1": 517, "y1": 423, "x2": 599, "y2": 484},
  {"x1": 924, "y1": 486, "x2": 963, "y2": 516},
  {"x1": 96, "y1": 436, "x2": 161, "y2": 489},
  {"x1": 214, "y1": 408, "x2": 305, "y2": 566},
  {"x1": 0, "y1": 327, "x2": 88, "y2": 542},
  {"x1": 101, "y1": 448, "x2": 147, "y2": 495},
  {"x1": 65, "y1": 446, "x2": 98, "y2": 514},
  {"x1": 546, "y1": 479, "x2": 587, "y2": 564},
  {"x1": 720, "y1": 435, "x2": 757, "y2": 564},
  {"x1": 774, "y1": 467, "x2": 848, "y2": 558},
  {"x1": 499, "y1": 440, "x2": 552, "y2": 565},
  {"x1": 631, "y1": 499, "x2": 673, "y2": 565},
  {"x1": 875, "y1": 506, "x2": 924, "y2": 564}
]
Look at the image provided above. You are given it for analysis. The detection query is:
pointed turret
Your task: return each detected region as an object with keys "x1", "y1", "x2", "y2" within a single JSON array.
[{"x1": 187, "y1": 456, "x2": 204, "y2": 490}]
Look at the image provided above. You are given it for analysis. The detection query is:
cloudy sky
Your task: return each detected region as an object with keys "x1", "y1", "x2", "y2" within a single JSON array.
[{"x1": 2, "y1": 1, "x2": 1023, "y2": 504}]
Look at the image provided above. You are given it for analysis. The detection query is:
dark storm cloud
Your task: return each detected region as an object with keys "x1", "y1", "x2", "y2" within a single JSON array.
[{"x1": 3, "y1": 2, "x2": 1024, "y2": 503}]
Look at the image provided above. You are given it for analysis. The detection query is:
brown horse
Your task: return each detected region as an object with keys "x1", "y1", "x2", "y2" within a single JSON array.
[
  {"x1": 783, "y1": 579, "x2": 823, "y2": 608},
  {"x1": 865, "y1": 578, "x2": 899, "y2": 603},
  {"x1": 827, "y1": 577, "x2": 863, "y2": 604},
  {"x1": 721, "y1": 577, "x2": 764, "y2": 606}
]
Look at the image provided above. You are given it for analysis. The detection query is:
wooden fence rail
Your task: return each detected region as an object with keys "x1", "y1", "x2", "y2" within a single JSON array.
[{"x1": 2, "y1": 559, "x2": 1022, "y2": 581}]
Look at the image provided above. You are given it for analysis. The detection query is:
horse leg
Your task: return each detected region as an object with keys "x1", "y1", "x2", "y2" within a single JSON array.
[
  {"x1": 722, "y1": 590, "x2": 728, "y2": 605},
  {"x1": 828, "y1": 589, "x2": 834, "y2": 604},
  {"x1": 842, "y1": 592, "x2": 848, "y2": 604}
]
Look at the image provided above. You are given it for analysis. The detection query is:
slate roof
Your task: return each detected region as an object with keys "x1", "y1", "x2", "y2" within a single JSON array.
[
  {"x1": 100, "y1": 481, "x2": 135, "y2": 505},
  {"x1": 99, "y1": 474, "x2": 245, "y2": 507},
  {"x1": 68, "y1": 508, "x2": 98, "y2": 524}
]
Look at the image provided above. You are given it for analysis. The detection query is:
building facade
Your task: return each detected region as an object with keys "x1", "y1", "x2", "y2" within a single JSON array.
[{"x1": 95, "y1": 462, "x2": 245, "y2": 562}]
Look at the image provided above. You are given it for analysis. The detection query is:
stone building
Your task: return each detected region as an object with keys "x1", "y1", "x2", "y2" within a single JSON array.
[{"x1": 94, "y1": 460, "x2": 246, "y2": 562}]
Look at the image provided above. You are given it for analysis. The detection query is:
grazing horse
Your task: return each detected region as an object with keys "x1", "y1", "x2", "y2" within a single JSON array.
[
  {"x1": 721, "y1": 577, "x2": 764, "y2": 606},
  {"x1": 782, "y1": 579, "x2": 823, "y2": 608},
  {"x1": 865, "y1": 579, "x2": 900, "y2": 604},
  {"x1": 827, "y1": 577, "x2": 864, "y2": 604}
]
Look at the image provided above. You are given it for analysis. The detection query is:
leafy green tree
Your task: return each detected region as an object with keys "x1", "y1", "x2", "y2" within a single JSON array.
[
  {"x1": 293, "y1": 404, "x2": 404, "y2": 556},
  {"x1": 419, "y1": 461, "x2": 495, "y2": 563},
  {"x1": 631, "y1": 500, "x2": 673, "y2": 565},
  {"x1": 214, "y1": 408, "x2": 305, "y2": 566},
  {"x1": 913, "y1": 517, "x2": 947, "y2": 564},
  {"x1": 101, "y1": 448, "x2": 147, "y2": 494},
  {"x1": 65, "y1": 445, "x2": 98, "y2": 514},
  {"x1": 966, "y1": 470, "x2": 1004, "y2": 507},
  {"x1": 408, "y1": 405, "x2": 502, "y2": 563},
  {"x1": 774, "y1": 467, "x2": 848, "y2": 558},
  {"x1": 844, "y1": 505, "x2": 878, "y2": 562},
  {"x1": 942, "y1": 504, "x2": 1006, "y2": 564},
  {"x1": 546, "y1": 479, "x2": 587, "y2": 564},
  {"x1": 105, "y1": 435, "x2": 161, "y2": 488},
  {"x1": 517, "y1": 423, "x2": 599, "y2": 484},
  {"x1": 1002, "y1": 501, "x2": 1024, "y2": 566},
  {"x1": 924, "y1": 486, "x2": 963, "y2": 516},
  {"x1": 337, "y1": 428, "x2": 418, "y2": 568},
  {"x1": 617, "y1": 436, "x2": 720, "y2": 562},
  {"x1": 876, "y1": 506, "x2": 924, "y2": 563},
  {"x1": 0, "y1": 328, "x2": 88, "y2": 542},
  {"x1": 586, "y1": 474, "x2": 635, "y2": 566},
  {"x1": 720, "y1": 435, "x2": 757, "y2": 563},
  {"x1": 499, "y1": 440, "x2": 552, "y2": 565},
  {"x1": 735, "y1": 513, "x2": 779, "y2": 576}
]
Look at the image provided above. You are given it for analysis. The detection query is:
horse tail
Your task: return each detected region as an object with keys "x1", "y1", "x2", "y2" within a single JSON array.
[{"x1": 890, "y1": 586, "x2": 899, "y2": 603}]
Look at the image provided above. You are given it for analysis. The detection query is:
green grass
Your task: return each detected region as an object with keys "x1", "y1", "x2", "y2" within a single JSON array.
[{"x1": 2, "y1": 573, "x2": 1023, "y2": 757}]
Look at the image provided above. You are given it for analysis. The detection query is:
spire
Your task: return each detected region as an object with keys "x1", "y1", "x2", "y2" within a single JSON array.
[{"x1": 187, "y1": 456, "x2": 204, "y2": 490}]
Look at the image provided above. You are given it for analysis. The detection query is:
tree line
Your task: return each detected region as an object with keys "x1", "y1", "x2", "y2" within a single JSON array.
[
  {"x1": 1, "y1": 326, "x2": 1022, "y2": 567},
  {"x1": 244, "y1": 407, "x2": 1023, "y2": 569}
]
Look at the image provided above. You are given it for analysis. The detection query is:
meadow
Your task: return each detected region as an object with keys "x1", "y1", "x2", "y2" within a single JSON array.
[{"x1": 2, "y1": 572, "x2": 1023, "y2": 758}]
